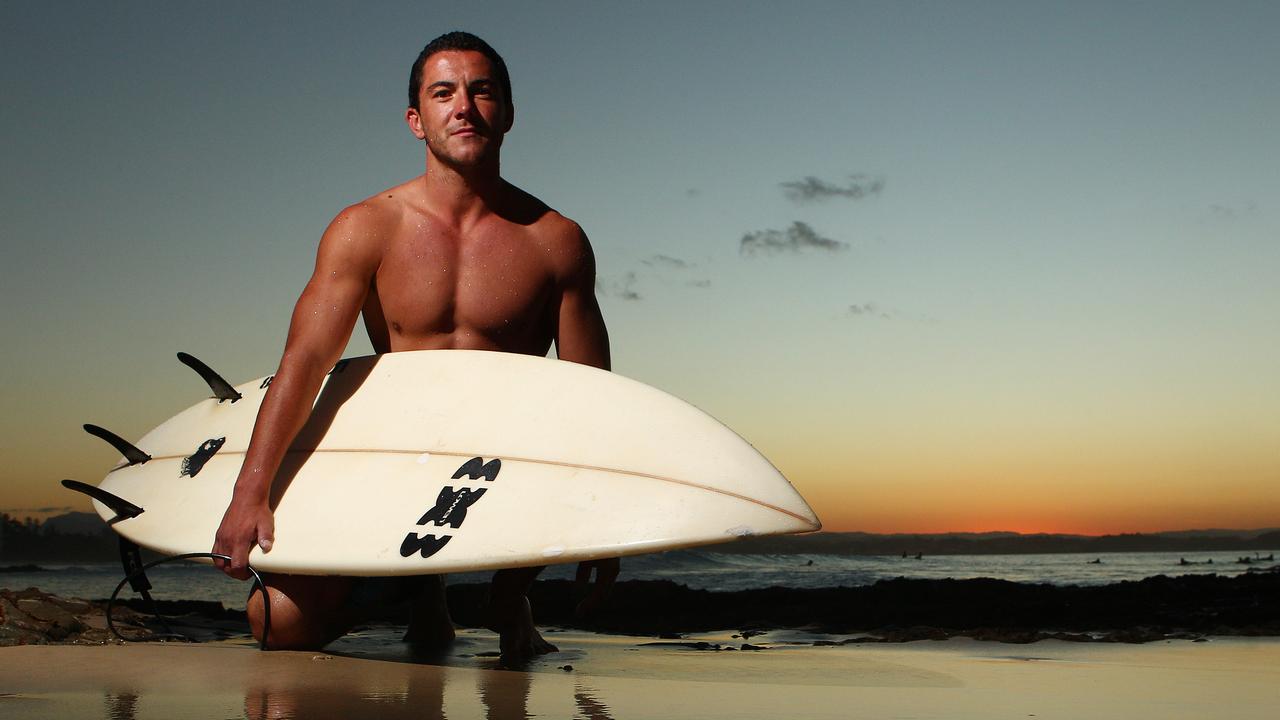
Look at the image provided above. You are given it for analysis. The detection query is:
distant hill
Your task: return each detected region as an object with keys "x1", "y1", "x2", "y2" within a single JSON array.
[
  {"x1": 711, "y1": 529, "x2": 1280, "y2": 556},
  {"x1": 40, "y1": 512, "x2": 108, "y2": 536},
  {"x1": 1, "y1": 512, "x2": 117, "y2": 563}
]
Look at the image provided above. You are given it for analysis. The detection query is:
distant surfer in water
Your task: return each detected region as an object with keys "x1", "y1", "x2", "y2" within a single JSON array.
[{"x1": 212, "y1": 31, "x2": 616, "y2": 658}]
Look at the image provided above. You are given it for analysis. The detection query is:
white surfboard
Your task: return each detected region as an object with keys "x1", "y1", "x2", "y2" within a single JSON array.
[{"x1": 82, "y1": 350, "x2": 820, "y2": 575}]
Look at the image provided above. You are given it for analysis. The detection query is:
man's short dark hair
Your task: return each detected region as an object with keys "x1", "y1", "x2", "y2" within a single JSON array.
[{"x1": 408, "y1": 31, "x2": 512, "y2": 113}]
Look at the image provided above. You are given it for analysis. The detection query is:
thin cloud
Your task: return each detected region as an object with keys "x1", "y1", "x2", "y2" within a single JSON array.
[
  {"x1": 596, "y1": 272, "x2": 642, "y2": 301},
  {"x1": 740, "y1": 221, "x2": 847, "y2": 256},
  {"x1": 849, "y1": 303, "x2": 893, "y2": 320},
  {"x1": 849, "y1": 303, "x2": 938, "y2": 324},
  {"x1": 1208, "y1": 202, "x2": 1256, "y2": 221},
  {"x1": 642, "y1": 254, "x2": 689, "y2": 269},
  {"x1": 687, "y1": 279, "x2": 711, "y2": 288},
  {"x1": 781, "y1": 174, "x2": 884, "y2": 203}
]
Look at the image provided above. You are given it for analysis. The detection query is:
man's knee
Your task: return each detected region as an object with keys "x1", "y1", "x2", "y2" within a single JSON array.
[{"x1": 246, "y1": 575, "x2": 355, "y2": 651}]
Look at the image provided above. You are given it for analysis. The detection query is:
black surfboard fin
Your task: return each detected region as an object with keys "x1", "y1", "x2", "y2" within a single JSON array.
[
  {"x1": 177, "y1": 352, "x2": 242, "y2": 403},
  {"x1": 62, "y1": 479, "x2": 145, "y2": 524},
  {"x1": 83, "y1": 424, "x2": 151, "y2": 466}
]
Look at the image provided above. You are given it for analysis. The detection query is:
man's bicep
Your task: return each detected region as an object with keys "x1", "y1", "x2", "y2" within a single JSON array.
[
  {"x1": 280, "y1": 210, "x2": 380, "y2": 365},
  {"x1": 281, "y1": 270, "x2": 367, "y2": 359},
  {"x1": 554, "y1": 230, "x2": 610, "y2": 370}
]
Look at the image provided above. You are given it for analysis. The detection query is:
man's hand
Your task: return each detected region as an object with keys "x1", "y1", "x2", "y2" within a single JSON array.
[
  {"x1": 573, "y1": 557, "x2": 620, "y2": 617},
  {"x1": 212, "y1": 499, "x2": 275, "y2": 581}
]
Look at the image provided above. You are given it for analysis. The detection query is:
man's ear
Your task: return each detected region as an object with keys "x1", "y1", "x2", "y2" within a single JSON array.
[
  {"x1": 405, "y1": 106, "x2": 426, "y2": 140},
  {"x1": 502, "y1": 103, "x2": 515, "y2": 134}
]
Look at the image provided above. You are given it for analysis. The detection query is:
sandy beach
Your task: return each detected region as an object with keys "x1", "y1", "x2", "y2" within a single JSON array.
[
  {"x1": 3, "y1": 628, "x2": 1278, "y2": 719},
  {"x1": 4, "y1": 577, "x2": 1280, "y2": 718}
]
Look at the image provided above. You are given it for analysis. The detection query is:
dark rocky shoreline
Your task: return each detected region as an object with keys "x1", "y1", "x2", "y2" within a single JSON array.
[
  {"x1": 478, "y1": 568, "x2": 1280, "y2": 643},
  {"x1": 4, "y1": 568, "x2": 1277, "y2": 647}
]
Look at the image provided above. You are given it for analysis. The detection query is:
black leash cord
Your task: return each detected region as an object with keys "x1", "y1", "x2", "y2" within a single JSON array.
[{"x1": 105, "y1": 552, "x2": 271, "y2": 651}]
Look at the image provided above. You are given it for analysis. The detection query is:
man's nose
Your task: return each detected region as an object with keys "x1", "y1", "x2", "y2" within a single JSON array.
[{"x1": 454, "y1": 95, "x2": 473, "y2": 118}]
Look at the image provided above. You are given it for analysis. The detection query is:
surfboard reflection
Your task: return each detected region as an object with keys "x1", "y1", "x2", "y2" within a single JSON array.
[{"x1": 235, "y1": 655, "x2": 614, "y2": 720}]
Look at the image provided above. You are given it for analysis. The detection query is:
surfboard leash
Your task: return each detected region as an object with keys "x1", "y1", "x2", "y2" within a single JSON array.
[{"x1": 105, "y1": 551, "x2": 272, "y2": 651}]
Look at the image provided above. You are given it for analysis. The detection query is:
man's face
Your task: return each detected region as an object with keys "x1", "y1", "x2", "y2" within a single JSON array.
[{"x1": 406, "y1": 50, "x2": 512, "y2": 168}]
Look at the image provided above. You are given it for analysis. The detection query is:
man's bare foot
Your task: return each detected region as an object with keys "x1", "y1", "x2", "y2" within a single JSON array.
[
  {"x1": 485, "y1": 595, "x2": 558, "y2": 660},
  {"x1": 403, "y1": 575, "x2": 456, "y2": 649}
]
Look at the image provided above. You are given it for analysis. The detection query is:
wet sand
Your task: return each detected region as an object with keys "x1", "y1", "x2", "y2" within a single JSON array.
[{"x1": 3, "y1": 629, "x2": 1278, "y2": 719}]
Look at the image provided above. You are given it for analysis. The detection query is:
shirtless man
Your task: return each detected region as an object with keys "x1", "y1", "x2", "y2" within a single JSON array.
[{"x1": 212, "y1": 32, "x2": 614, "y2": 658}]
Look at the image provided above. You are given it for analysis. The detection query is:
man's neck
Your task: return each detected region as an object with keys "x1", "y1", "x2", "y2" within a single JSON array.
[{"x1": 422, "y1": 156, "x2": 504, "y2": 226}]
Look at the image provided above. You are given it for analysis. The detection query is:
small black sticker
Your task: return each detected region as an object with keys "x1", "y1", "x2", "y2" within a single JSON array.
[
  {"x1": 180, "y1": 437, "x2": 225, "y2": 478},
  {"x1": 416, "y1": 486, "x2": 487, "y2": 529},
  {"x1": 452, "y1": 457, "x2": 502, "y2": 482},
  {"x1": 400, "y1": 533, "x2": 451, "y2": 558}
]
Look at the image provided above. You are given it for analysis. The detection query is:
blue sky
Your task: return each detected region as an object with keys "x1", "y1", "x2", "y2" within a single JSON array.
[{"x1": 3, "y1": 1, "x2": 1277, "y2": 532}]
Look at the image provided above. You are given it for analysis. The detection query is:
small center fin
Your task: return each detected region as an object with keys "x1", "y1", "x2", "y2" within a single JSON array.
[
  {"x1": 62, "y1": 479, "x2": 145, "y2": 524},
  {"x1": 177, "y1": 352, "x2": 242, "y2": 403},
  {"x1": 83, "y1": 424, "x2": 151, "y2": 466}
]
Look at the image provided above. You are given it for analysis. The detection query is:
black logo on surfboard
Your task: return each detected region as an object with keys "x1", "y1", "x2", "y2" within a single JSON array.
[
  {"x1": 452, "y1": 457, "x2": 501, "y2": 482},
  {"x1": 180, "y1": 437, "x2": 225, "y2": 478},
  {"x1": 417, "y1": 486, "x2": 487, "y2": 529},
  {"x1": 400, "y1": 457, "x2": 499, "y2": 559}
]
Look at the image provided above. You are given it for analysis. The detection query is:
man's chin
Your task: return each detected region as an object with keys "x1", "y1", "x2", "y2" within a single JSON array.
[{"x1": 432, "y1": 146, "x2": 500, "y2": 170}]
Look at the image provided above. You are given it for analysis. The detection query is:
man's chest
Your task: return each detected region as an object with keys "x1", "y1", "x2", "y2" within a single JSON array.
[{"x1": 374, "y1": 227, "x2": 557, "y2": 336}]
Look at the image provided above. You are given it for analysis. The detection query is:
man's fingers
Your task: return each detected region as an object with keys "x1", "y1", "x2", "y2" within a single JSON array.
[{"x1": 227, "y1": 544, "x2": 251, "y2": 580}]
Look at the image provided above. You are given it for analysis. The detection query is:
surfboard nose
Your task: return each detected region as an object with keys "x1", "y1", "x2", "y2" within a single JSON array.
[{"x1": 772, "y1": 477, "x2": 823, "y2": 533}]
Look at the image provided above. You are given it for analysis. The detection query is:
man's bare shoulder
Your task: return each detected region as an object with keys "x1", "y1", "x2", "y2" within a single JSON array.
[
  {"x1": 502, "y1": 184, "x2": 593, "y2": 277},
  {"x1": 318, "y1": 180, "x2": 423, "y2": 259},
  {"x1": 334, "y1": 180, "x2": 421, "y2": 234}
]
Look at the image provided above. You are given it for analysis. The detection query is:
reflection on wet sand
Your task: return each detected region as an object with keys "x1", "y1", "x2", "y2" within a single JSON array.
[
  {"x1": 103, "y1": 691, "x2": 138, "y2": 720},
  {"x1": 13, "y1": 631, "x2": 1277, "y2": 720},
  {"x1": 479, "y1": 669, "x2": 530, "y2": 720},
  {"x1": 575, "y1": 685, "x2": 614, "y2": 719},
  {"x1": 236, "y1": 654, "x2": 612, "y2": 720},
  {"x1": 243, "y1": 662, "x2": 448, "y2": 719}
]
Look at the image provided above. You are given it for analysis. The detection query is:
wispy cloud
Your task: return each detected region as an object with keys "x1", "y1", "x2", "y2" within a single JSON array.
[
  {"x1": 849, "y1": 303, "x2": 937, "y2": 324},
  {"x1": 849, "y1": 303, "x2": 893, "y2": 320},
  {"x1": 1208, "y1": 202, "x2": 1257, "y2": 221},
  {"x1": 781, "y1": 174, "x2": 884, "y2": 203},
  {"x1": 596, "y1": 272, "x2": 642, "y2": 301},
  {"x1": 642, "y1": 254, "x2": 689, "y2": 269},
  {"x1": 740, "y1": 221, "x2": 847, "y2": 256}
]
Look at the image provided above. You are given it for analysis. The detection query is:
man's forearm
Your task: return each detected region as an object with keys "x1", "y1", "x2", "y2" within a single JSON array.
[{"x1": 229, "y1": 353, "x2": 335, "y2": 503}]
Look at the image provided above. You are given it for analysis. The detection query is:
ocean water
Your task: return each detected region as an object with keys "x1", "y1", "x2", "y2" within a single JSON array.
[{"x1": 4, "y1": 548, "x2": 1275, "y2": 611}]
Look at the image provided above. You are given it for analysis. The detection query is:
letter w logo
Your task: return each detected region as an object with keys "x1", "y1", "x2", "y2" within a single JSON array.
[{"x1": 452, "y1": 457, "x2": 501, "y2": 482}]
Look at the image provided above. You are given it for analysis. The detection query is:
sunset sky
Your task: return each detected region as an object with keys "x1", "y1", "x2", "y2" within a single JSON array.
[{"x1": 3, "y1": 1, "x2": 1277, "y2": 535}]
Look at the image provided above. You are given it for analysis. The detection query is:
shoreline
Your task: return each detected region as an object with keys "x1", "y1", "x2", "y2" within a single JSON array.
[{"x1": 5, "y1": 567, "x2": 1278, "y2": 647}]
